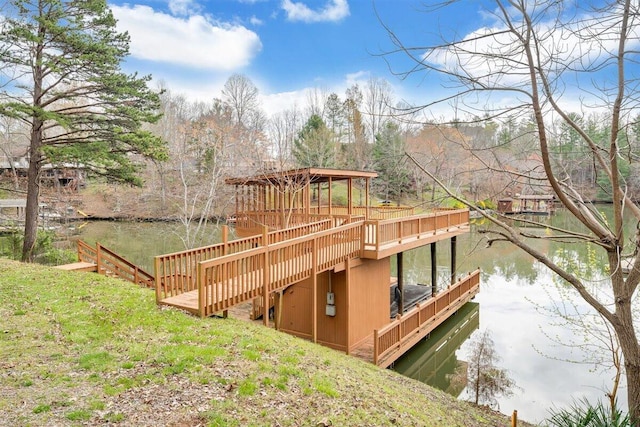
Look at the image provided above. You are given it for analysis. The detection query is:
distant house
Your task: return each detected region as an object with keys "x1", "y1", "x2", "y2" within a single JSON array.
[
  {"x1": 498, "y1": 194, "x2": 555, "y2": 215},
  {"x1": 0, "y1": 154, "x2": 85, "y2": 191}
]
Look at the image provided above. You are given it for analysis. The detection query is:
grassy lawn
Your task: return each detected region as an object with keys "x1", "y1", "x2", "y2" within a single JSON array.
[{"x1": 0, "y1": 259, "x2": 524, "y2": 426}]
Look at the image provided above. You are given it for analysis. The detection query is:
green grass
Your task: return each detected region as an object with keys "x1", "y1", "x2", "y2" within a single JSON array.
[{"x1": 0, "y1": 258, "x2": 526, "y2": 426}]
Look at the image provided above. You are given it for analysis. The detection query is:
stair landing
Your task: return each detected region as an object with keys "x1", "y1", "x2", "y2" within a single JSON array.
[{"x1": 54, "y1": 262, "x2": 97, "y2": 272}]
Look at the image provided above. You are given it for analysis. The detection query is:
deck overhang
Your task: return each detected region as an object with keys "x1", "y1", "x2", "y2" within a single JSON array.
[{"x1": 363, "y1": 225, "x2": 470, "y2": 260}]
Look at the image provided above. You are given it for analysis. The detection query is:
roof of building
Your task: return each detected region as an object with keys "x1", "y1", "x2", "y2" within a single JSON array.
[{"x1": 225, "y1": 167, "x2": 378, "y2": 186}]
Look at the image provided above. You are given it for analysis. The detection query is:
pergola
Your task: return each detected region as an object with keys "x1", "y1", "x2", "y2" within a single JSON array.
[{"x1": 225, "y1": 168, "x2": 378, "y2": 232}]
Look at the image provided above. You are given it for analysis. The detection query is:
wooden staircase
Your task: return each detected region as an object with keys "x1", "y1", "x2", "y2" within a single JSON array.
[{"x1": 56, "y1": 240, "x2": 154, "y2": 288}]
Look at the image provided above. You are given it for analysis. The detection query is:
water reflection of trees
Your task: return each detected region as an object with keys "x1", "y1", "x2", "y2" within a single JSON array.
[
  {"x1": 398, "y1": 207, "x2": 619, "y2": 288},
  {"x1": 393, "y1": 302, "x2": 480, "y2": 395}
]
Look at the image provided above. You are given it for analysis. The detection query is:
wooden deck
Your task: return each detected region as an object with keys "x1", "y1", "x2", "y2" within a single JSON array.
[
  {"x1": 154, "y1": 208, "x2": 476, "y2": 366},
  {"x1": 156, "y1": 209, "x2": 470, "y2": 317},
  {"x1": 55, "y1": 261, "x2": 97, "y2": 272}
]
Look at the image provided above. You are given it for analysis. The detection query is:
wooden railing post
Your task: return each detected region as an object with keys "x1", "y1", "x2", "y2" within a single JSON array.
[
  {"x1": 96, "y1": 242, "x2": 102, "y2": 275},
  {"x1": 154, "y1": 256, "x2": 161, "y2": 302},
  {"x1": 373, "y1": 329, "x2": 379, "y2": 365},
  {"x1": 197, "y1": 263, "x2": 205, "y2": 318},
  {"x1": 262, "y1": 225, "x2": 270, "y2": 327},
  {"x1": 222, "y1": 225, "x2": 229, "y2": 318},
  {"x1": 222, "y1": 225, "x2": 229, "y2": 254}
]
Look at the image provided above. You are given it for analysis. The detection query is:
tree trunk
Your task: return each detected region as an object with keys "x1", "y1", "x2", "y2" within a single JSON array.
[
  {"x1": 21, "y1": 121, "x2": 43, "y2": 262},
  {"x1": 625, "y1": 359, "x2": 640, "y2": 426},
  {"x1": 616, "y1": 305, "x2": 640, "y2": 424}
]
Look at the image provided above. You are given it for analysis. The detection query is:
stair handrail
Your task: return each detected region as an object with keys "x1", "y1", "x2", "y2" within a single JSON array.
[{"x1": 76, "y1": 240, "x2": 155, "y2": 288}]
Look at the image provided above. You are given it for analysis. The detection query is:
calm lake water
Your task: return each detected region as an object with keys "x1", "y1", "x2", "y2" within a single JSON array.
[{"x1": 65, "y1": 208, "x2": 624, "y2": 423}]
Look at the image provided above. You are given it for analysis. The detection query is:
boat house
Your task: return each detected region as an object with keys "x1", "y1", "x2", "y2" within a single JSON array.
[
  {"x1": 154, "y1": 168, "x2": 480, "y2": 367},
  {"x1": 497, "y1": 194, "x2": 555, "y2": 215}
]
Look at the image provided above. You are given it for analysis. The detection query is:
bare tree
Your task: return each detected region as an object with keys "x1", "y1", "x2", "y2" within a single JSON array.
[
  {"x1": 465, "y1": 330, "x2": 515, "y2": 408},
  {"x1": 172, "y1": 101, "x2": 233, "y2": 248},
  {"x1": 384, "y1": 0, "x2": 640, "y2": 421},
  {"x1": 363, "y1": 77, "x2": 393, "y2": 144},
  {"x1": 221, "y1": 73, "x2": 260, "y2": 127},
  {"x1": 268, "y1": 107, "x2": 302, "y2": 170},
  {"x1": 305, "y1": 86, "x2": 328, "y2": 119}
]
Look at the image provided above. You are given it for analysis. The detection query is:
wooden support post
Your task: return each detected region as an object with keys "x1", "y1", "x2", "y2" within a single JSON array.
[
  {"x1": 312, "y1": 237, "x2": 318, "y2": 343},
  {"x1": 328, "y1": 177, "x2": 333, "y2": 216},
  {"x1": 305, "y1": 177, "x2": 311, "y2": 219},
  {"x1": 365, "y1": 177, "x2": 370, "y2": 220},
  {"x1": 345, "y1": 257, "x2": 351, "y2": 355},
  {"x1": 274, "y1": 291, "x2": 281, "y2": 330},
  {"x1": 347, "y1": 177, "x2": 353, "y2": 216},
  {"x1": 397, "y1": 252, "x2": 404, "y2": 316},
  {"x1": 431, "y1": 242, "x2": 437, "y2": 297},
  {"x1": 450, "y1": 235, "x2": 457, "y2": 286},
  {"x1": 511, "y1": 410, "x2": 517, "y2": 427}
]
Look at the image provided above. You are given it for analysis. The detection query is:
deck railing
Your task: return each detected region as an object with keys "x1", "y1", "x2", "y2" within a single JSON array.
[
  {"x1": 196, "y1": 221, "x2": 363, "y2": 317},
  {"x1": 234, "y1": 206, "x2": 415, "y2": 230},
  {"x1": 78, "y1": 240, "x2": 155, "y2": 288},
  {"x1": 373, "y1": 269, "x2": 480, "y2": 367},
  {"x1": 363, "y1": 209, "x2": 469, "y2": 251},
  {"x1": 156, "y1": 208, "x2": 472, "y2": 318},
  {"x1": 155, "y1": 219, "x2": 334, "y2": 301}
]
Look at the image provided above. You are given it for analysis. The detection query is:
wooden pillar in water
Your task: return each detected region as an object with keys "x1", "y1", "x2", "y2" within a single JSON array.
[
  {"x1": 431, "y1": 242, "x2": 437, "y2": 297},
  {"x1": 397, "y1": 252, "x2": 404, "y2": 315},
  {"x1": 450, "y1": 236, "x2": 457, "y2": 285}
]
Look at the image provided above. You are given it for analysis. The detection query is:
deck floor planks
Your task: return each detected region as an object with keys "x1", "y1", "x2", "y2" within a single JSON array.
[{"x1": 54, "y1": 261, "x2": 97, "y2": 272}]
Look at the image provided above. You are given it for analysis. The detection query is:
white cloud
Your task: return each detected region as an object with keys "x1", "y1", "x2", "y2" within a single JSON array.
[
  {"x1": 168, "y1": 0, "x2": 199, "y2": 16},
  {"x1": 154, "y1": 75, "x2": 228, "y2": 104},
  {"x1": 110, "y1": 4, "x2": 262, "y2": 70},
  {"x1": 249, "y1": 15, "x2": 263, "y2": 26},
  {"x1": 345, "y1": 70, "x2": 369, "y2": 86},
  {"x1": 281, "y1": 0, "x2": 349, "y2": 23}
]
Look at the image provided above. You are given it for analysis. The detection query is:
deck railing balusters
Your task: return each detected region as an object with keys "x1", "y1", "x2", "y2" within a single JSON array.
[{"x1": 373, "y1": 269, "x2": 480, "y2": 367}]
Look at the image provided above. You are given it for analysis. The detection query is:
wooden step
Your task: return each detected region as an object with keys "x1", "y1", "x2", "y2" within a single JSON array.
[{"x1": 55, "y1": 261, "x2": 97, "y2": 272}]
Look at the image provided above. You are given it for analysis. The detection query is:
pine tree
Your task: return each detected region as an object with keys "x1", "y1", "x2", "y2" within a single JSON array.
[
  {"x1": 0, "y1": 0, "x2": 167, "y2": 261},
  {"x1": 292, "y1": 114, "x2": 335, "y2": 168},
  {"x1": 372, "y1": 121, "x2": 410, "y2": 201}
]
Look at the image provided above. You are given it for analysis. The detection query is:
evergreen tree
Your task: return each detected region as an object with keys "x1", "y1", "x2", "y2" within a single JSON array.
[
  {"x1": 292, "y1": 114, "x2": 335, "y2": 168},
  {"x1": 0, "y1": 0, "x2": 167, "y2": 261},
  {"x1": 372, "y1": 121, "x2": 410, "y2": 201}
]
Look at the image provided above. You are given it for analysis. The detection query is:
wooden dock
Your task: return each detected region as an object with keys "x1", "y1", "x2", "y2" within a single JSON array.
[{"x1": 154, "y1": 168, "x2": 479, "y2": 367}]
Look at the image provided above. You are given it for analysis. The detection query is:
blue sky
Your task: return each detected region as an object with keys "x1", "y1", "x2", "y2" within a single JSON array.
[{"x1": 108, "y1": 0, "x2": 487, "y2": 114}]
